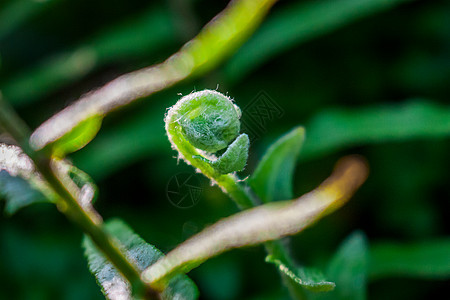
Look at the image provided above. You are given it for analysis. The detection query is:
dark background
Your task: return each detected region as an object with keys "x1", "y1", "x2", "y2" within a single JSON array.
[{"x1": 0, "y1": 0, "x2": 449, "y2": 299}]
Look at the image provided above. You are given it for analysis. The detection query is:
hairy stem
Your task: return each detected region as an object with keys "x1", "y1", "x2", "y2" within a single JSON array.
[
  {"x1": 0, "y1": 95, "x2": 158, "y2": 299},
  {"x1": 142, "y1": 156, "x2": 368, "y2": 289},
  {"x1": 164, "y1": 90, "x2": 338, "y2": 300}
]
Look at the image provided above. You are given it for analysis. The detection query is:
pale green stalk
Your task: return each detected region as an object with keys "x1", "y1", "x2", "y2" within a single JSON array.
[{"x1": 0, "y1": 95, "x2": 158, "y2": 300}]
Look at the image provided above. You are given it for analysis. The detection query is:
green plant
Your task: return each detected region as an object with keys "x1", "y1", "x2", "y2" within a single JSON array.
[
  {"x1": 0, "y1": 77, "x2": 368, "y2": 299},
  {"x1": 0, "y1": 1, "x2": 368, "y2": 298},
  {"x1": 2, "y1": 0, "x2": 450, "y2": 299},
  {"x1": 148, "y1": 89, "x2": 368, "y2": 293},
  {"x1": 165, "y1": 90, "x2": 249, "y2": 175}
]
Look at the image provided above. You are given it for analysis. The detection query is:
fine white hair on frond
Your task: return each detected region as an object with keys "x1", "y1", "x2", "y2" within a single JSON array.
[{"x1": 0, "y1": 144, "x2": 34, "y2": 178}]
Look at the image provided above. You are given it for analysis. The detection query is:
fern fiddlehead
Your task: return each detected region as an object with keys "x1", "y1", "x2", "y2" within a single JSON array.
[{"x1": 165, "y1": 89, "x2": 253, "y2": 208}]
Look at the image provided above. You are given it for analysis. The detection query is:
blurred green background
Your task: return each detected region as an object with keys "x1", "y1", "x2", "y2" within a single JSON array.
[{"x1": 1, "y1": 0, "x2": 449, "y2": 299}]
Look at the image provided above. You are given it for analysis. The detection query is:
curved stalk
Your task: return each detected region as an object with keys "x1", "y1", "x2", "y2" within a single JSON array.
[
  {"x1": 0, "y1": 95, "x2": 158, "y2": 299},
  {"x1": 165, "y1": 90, "x2": 255, "y2": 209}
]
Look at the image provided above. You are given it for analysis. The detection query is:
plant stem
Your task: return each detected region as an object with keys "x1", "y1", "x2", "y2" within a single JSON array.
[
  {"x1": 30, "y1": 0, "x2": 278, "y2": 152},
  {"x1": 264, "y1": 241, "x2": 308, "y2": 300},
  {"x1": 142, "y1": 156, "x2": 368, "y2": 291},
  {"x1": 0, "y1": 95, "x2": 158, "y2": 299},
  {"x1": 166, "y1": 112, "x2": 255, "y2": 209},
  {"x1": 224, "y1": 180, "x2": 308, "y2": 300},
  {"x1": 166, "y1": 106, "x2": 309, "y2": 299}
]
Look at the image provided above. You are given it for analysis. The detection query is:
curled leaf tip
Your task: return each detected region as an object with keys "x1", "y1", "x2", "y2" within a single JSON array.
[{"x1": 165, "y1": 89, "x2": 249, "y2": 174}]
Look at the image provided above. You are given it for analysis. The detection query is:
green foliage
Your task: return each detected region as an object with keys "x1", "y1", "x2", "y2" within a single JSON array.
[
  {"x1": 246, "y1": 126, "x2": 326, "y2": 298},
  {"x1": 166, "y1": 89, "x2": 250, "y2": 174},
  {"x1": 153, "y1": 112, "x2": 367, "y2": 297},
  {"x1": 313, "y1": 232, "x2": 369, "y2": 300},
  {"x1": 73, "y1": 100, "x2": 450, "y2": 181},
  {"x1": 28, "y1": 0, "x2": 278, "y2": 153},
  {"x1": 3, "y1": 6, "x2": 175, "y2": 106},
  {"x1": 225, "y1": 0, "x2": 413, "y2": 82},
  {"x1": 83, "y1": 219, "x2": 198, "y2": 300},
  {"x1": 0, "y1": 0, "x2": 54, "y2": 41},
  {"x1": 49, "y1": 115, "x2": 103, "y2": 157},
  {"x1": 369, "y1": 238, "x2": 450, "y2": 280},
  {"x1": 302, "y1": 100, "x2": 450, "y2": 160},
  {"x1": 0, "y1": 144, "x2": 54, "y2": 214},
  {"x1": 250, "y1": 126, "x2": 305, "y2": 203},
  {"x1": 266, "y1": 255, "x2": 335, "y2": 292},
  {"x1": 141, "y1": 157, "x2": 367, "y2": 287},
  {"x1": 55, "y1": 159, "x2": 99, "y2": 209},
  {"x1": 175, "y1": 90, "x2": 242, "y2": 153},
  {"x1": 0, "y1": 141, "x2": 98, "y2": 214},
  {"x1": 1, "y1": 0, "x2": 449, "y2": 299},
  {"x1": 181, "y1": 0, "x2": 278, "y2": 77},
  {"x1": 197, "y1": 133, "x2": 250, "y2": 174},
  {"x1": 73, "y1": 102, "x2": 165, "y2": 180},
  {"x1": 0, "y1": 171, "x2": 48, "y2": 215}
]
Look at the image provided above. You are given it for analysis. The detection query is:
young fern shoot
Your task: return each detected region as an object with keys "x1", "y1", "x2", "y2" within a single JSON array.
[
  {"x1": 165, "y1": 89, "x2": 249, "y2": 174},
  {"x1": 165, "y1": 90, "x2": 253, "y2": 208}
]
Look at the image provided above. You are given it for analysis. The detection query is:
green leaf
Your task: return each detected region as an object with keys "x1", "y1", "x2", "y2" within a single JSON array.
[
  {"x1": 0, "y1": 171, "x2": 48, "y2": 215},
  {"x1": 0, "y1": 150, "x2": 95, "y2": 214},
  {"x1": 249, "y1": 126, "x2": 305, "y2": 203},
  {"x1": 224, "y1": 0, "x2": 413, "y2": 82},
  {"x1": 302, "y1": 100, "x2": 450, "y2": 161},
  {"x1": 0, "y1": 144, "x2": 54, "y2": 214},
  {"x1": 264, "y1": 241, "x2": 334, "y2": 298},
  {"x1": 75, "y1": 100, "x2": 450, "y2": 180},
  {"x1": 266, "y1": 255, "x2": 335, "y2": 292},
  {"x1": 369, "y1": 238, "x2": 450, "y2": 280},
  {"x1": 182, "y1": 0, "x2": 277, "y2": 77},
  {"x1": 169, "y1": 90, "x2": 250, "y2": 174},
  {"x1": 73, "y1": 102, "x2": 166, "y2": 180},
  {"x1": 30, "y1": 0, "x2": 278, "y2": 153},
  {"x1": 197, "y1": 134, "x2": 250, "y2": 174},
  {"x1": 62, "y1": 160, "x2": 98, "y2": 205},
  {"x1": 141, "y1": 157, "x2": 368, "y2": 286},
  {"x1": 82, "y1": 219, "x2": 198, "y2": 300},
  {"x1": 316, "y1": 231, "x2": 369, "y2": 300},
  {"x1": 48, "y1": 115, "x2": 103, "y2": 157}
]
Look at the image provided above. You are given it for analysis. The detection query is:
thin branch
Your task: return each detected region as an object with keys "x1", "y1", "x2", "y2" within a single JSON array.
[
  {"x1": 30, "y1": 0, "x2": 278, "y2": 151},
  {"x1": 0, "y1": 94, "x2": 158, "y2": 299},
  {"x1": 141, "y1": 156, "x2": 369, "y2": 288}
]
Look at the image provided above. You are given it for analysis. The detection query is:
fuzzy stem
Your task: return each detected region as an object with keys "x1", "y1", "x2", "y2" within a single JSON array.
[
  {"x1": 165, "y1": 97, "x2": 314, "y2": 300},
  {"x1": 0, "y1": 95, "x2": 158, "y2": 300},
  {"x1": 141, "y1": 155, "x2": 368, "y2": 291}
]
